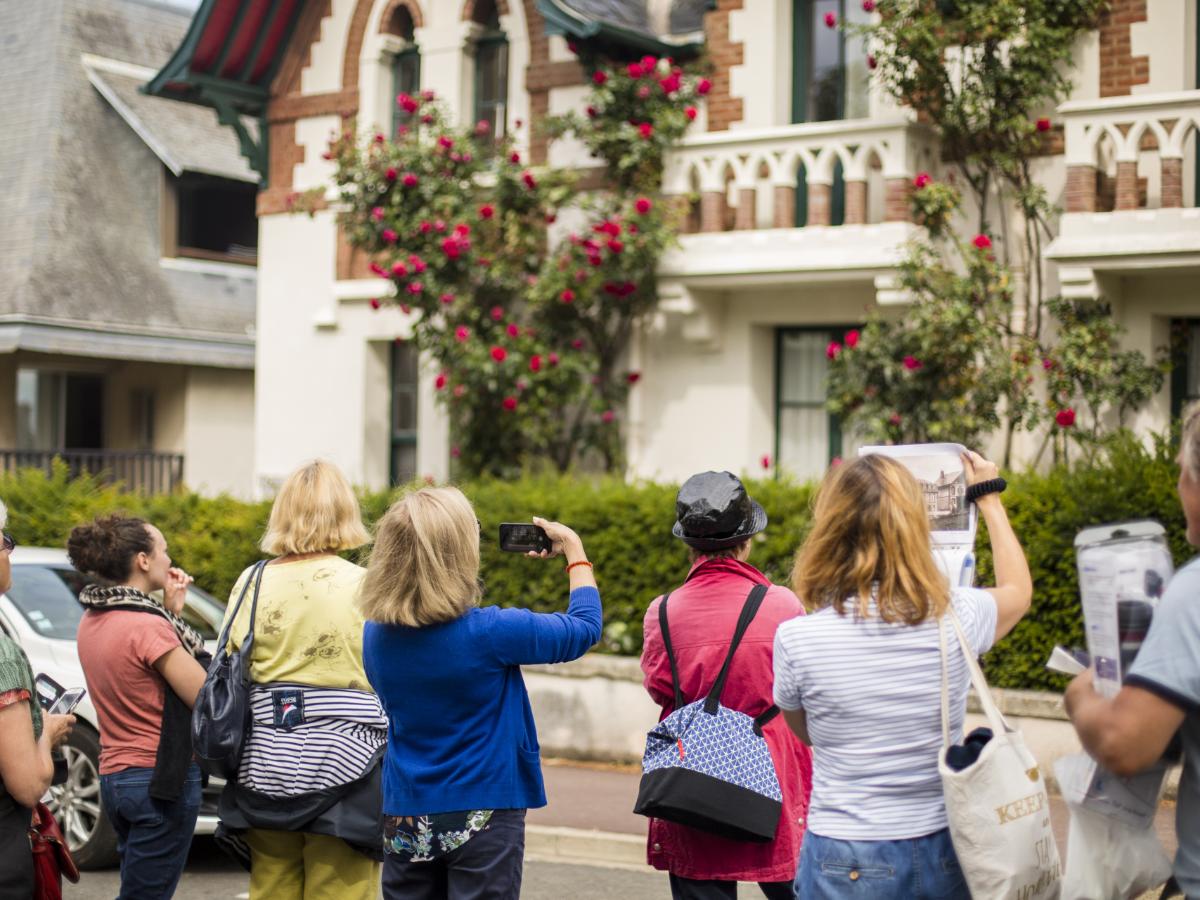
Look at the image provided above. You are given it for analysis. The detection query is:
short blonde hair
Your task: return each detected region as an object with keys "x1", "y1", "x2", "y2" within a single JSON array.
[
  {"x1": 357, "y1": 486, "x2": 481, "y2": 627},
  {"x1": 261, "y1": 460, "x2": 370, "y2": 556},
  {"x1": 793, "y1": 454, "x2": 950, "y2": 625}
]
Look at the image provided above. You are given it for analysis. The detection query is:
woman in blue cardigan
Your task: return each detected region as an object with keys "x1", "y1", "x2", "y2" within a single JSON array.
[{"x1": 359, "y1": 486, "x2": 602, "y2": 900}]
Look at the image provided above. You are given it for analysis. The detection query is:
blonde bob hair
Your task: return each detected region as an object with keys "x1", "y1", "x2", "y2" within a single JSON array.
[
  {"x1": 793, "y1": 454, "x2": 950, "y2": 625},
  {"x1": 261, "y1": 460, "x2": 370, "y2": 556},
  {"x1": 357, "y1": 486, "x2": 481, "y2": 627}
]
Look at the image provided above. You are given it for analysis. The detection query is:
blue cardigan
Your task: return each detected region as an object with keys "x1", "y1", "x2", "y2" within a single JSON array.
[{"x1": 363, "y1": 586, "x2": 602, "y2": 815}]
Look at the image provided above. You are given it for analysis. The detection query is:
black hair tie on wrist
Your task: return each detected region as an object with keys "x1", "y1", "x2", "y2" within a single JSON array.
[{"x1": 966, "y1": 477, "x2": 1007, "y2": 504}]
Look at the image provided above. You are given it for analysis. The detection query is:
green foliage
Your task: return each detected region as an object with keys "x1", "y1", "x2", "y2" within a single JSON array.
[
  {"x1": 2, "y1": 443, "x2": 1192, "y2": 694},
  {"x1": 327, "y1": 58, "x2": 704, "y2": 476}
]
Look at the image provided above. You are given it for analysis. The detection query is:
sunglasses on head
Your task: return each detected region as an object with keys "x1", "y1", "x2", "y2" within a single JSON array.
[{"x1": 2, "y1": 533, "x2": 15, "y2": 553}]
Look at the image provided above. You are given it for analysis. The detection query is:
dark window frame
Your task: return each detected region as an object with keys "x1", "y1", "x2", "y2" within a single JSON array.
[
  {"x1": 1171, "y1": 318, "x2": 1200, "y2": 419},
  {"x1": 391, "y1": 45, "x2": 421, "y2": 135},
  {"x1": 774, "y1": 325, "x2": 858, "y2": 477},
  {"x1": 473, "y1": 30, "x2": 509, "y2": 143},
  {"x1": 389, "y1": 341, "x2": 419, "y2": 486}
]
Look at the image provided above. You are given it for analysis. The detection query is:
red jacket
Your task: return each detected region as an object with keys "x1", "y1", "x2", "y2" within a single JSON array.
[{"x1": 640, "y1": 557, "x2": 812, "y2": 882}]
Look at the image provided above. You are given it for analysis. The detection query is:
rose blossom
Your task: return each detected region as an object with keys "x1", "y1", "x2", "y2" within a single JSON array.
[
  {"x1": 635, "y1": 197, "x2": 652, "y2": 214},
  {"x1": 371, "y1": 206, "x2": 385, "y2": 221},
  {"x1": 845, "y1": 329, "x2": 860, "y2": 348},
  {"x1": 548, "y1": 353, "x2": 560, "y2": 366},
  {"x1": 862, "y1": 0, "x2": 875, "y2": 10},
  {"x1": 406, "y1": 282, "x2": 422, "y2": 295},
  {"x1": 440, "y1": 293, "x2": 455, "y2": 305},
  {"x1": 390, "y1": 262, "x2": 408, "y2": 277},
  {"x1": 697, "y1": 78, "x2": 712, "y2": 95},
  {"x1": 385, "y1": 167, "x2": 398, "y2": 181},
  {"x1": 491, "y1": 306, "x2": 504, "y2": 321},
  {"x1": 502, "y1": 396, "x2": 518, "y2": 411},
  {"x1": 435, "y1": 373, "x2": 447, "y2": 390},
  {"x1": 522, "y1": 171, "x2": 537, "y2": 189},
  {"x1": 1036, "y1": 117, "x2": 1051, "y2": 132},
  {"x1": 685, "y1": 106, "x2": 697, "y2": 121},
  {"x1": 889, "y1": 413, "x2": 902, "y2": 426},
  {"x1": 560, "y1": 289, "x2": 576, "y2": 303},
  {"x1": 382, "y1": 228, "x2": 398, "y2": 244},
  {"x1": 826, "y1": 341, "x2": 841, "y2": 359},
  {"x1": 638, "y1": 122, "x2": 654, "y2": 140},
  {"x1": 529, "y1": 355, "x2": 542, "y2": 373},
  {"x1": 1043, "y1": 358, "x2": 1055, "y2": 370},
  {"x1": 490, "y1": 346, "x2": 507, "y2": 362},
  {"x1": 824, "y1": 11, "x2": 836, "y2": 27},
  {"x1": 369, "y1": 298, "x2": 381, "y2": 310},
  {"x1": 1056, "y1": 408, "x2": 1076, "y2": 427},
  {"x1": 627, "y1": 63, "x2": 643, "y2": 78},
  {"x1": 592, "y1": 70, "x2": 608, "y2": 85},
  {"x1": 761, "y1": 455, "x2": 771, "y2": 470},
  {"x1": 453, "y1": 384, "x2": 466, "y2": 398},
  {"x1": 601, "y1": 410, "x2": 615, "y2": 424},
  {"x1": 402, "y1": 172, "x2": 418, "y2": 187},
  {"x1": 913, "y1": 172, "x2": 932, "y2": 189},
  {"x1": 571, "y1": 338, "x2": 585, "y2": 350},
  {"x1": 480, "y1": 204, "x2": 495, "y2": 219},
  {"x1": 867, "y1": 54, "x2": 877, "y2": 70},
  {"x1": 903, "y1": 355, "x2": 923, "y2": 370},
  {"x1": 455, "y1": 326, "x2": 470, "y2": 342},
  {"x1": 506, "y1": 324, "x2": 519, "y2": 338},
  {"x1": 627, "y1": 372, "x2": 641, "y2": 384},
  {"x1": 973, "y1": 233, "x2": 992, "y2": 250}
]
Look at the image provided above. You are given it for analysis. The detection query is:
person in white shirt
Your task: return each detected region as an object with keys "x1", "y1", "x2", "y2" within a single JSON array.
[{"x1": 774, "y1": 451, "x2": 1032, "y2": 898}]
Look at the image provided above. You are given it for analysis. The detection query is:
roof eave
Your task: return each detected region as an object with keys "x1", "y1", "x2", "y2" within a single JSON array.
[{"x1": 535, "y1": 0, "x2": 706, "y2": 59}]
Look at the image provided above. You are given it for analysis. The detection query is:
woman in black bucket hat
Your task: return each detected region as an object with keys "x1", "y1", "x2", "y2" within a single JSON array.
[{"x1": 639, "y1": 472, "x2": 813, "y2": 900}]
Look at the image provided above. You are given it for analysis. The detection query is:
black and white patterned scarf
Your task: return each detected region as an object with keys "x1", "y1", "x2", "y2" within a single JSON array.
[{"x1": 79, "y1": 585, "x2": 206, "y2": 658}]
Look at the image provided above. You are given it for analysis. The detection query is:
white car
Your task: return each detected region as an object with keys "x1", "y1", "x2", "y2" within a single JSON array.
[{"x1": 0, "y1": 547, "x2": 228, "y2": 868}]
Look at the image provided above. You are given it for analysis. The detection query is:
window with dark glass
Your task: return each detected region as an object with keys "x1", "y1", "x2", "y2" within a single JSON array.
[
  {"x1": 15, "y1": 369, "x2": 103, "y2": 450},
  {"x1": 390, "y1": 342, "x2": 419, "y2": 485},
  {"x1": 472, "y1": 0, "x2": 508, "y2": 142},
  {"x1": 173, "y1": 172, "x2": 258, "y2": 264},
  {"x1": 1171, "y1": 319, "x2": 1200, "y2": 418},
  {"x1": 775, "y1": 327, "x2": 858, "y2": 478},
  {"x1": 389, "y1": 7, "x2": 420, "y2": 134}
]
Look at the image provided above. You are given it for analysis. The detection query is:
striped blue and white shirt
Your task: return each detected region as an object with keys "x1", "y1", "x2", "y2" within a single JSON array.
[{"x1": 773, "y1": 587, "x2": 997, "y2": 840}]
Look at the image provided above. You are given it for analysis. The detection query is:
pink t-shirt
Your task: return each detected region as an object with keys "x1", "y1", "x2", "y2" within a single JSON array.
[{"x1": 76, "y1": 610, "x2": 181, "y2": 774}]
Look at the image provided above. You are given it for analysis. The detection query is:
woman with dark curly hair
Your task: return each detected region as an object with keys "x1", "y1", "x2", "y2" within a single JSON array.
[{"x1": 69, "y1": 514, "x2": 208, "y2": 899}]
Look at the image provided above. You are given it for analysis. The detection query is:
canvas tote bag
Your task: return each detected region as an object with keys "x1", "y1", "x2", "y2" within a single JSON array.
[{"x1": 938, "y1": 609, "x2": 1062, "y2": 900}]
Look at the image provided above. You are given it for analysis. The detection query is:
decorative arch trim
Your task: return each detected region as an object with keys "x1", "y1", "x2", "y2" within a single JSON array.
[
  {"x1": 379, "y1": 0, "x2": 424, "y2": 33},
  {"x1": 462, "y1": 0, "x2": 511, "y2": 23}
]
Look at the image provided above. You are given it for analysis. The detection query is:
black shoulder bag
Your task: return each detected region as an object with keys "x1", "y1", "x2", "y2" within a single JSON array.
[{"x1": 191, "y1": 560, "x2": 267, "y2": 779}]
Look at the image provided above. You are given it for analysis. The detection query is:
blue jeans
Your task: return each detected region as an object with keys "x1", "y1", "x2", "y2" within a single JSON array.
[
  {"x1": 99, "y1": 764, "x2": 201, "y2": 900},
  {"x1": 795, "y1": 828, "x2": 969, "y2": 899}
]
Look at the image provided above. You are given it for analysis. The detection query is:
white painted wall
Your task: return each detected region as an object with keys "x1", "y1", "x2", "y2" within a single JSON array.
[{"x1": 182, "y1": 367, "x2": 256, "y2": 496}]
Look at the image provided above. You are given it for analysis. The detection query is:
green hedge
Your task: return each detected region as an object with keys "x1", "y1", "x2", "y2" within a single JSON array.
[{"x1": 0, "y1": 438, "x2": 1190, "y2": 691}]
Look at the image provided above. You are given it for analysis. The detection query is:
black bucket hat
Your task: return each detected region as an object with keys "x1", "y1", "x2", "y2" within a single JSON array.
[{"x1": 672, "y1": 471, "x2": 768, "y2": 551}]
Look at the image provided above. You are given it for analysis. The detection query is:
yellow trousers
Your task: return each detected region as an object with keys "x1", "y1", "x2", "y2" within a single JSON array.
[{"x1": 245, "y1": 829, "x2": 380, "y2": 900}]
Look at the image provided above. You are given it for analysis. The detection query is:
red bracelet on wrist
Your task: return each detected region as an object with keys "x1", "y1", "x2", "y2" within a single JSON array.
[{"x1": 565, "y1": 560, "x2": 593, "y2": 574}]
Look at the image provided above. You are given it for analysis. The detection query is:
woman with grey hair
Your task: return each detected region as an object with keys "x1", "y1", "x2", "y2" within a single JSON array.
[{"x1": 0, "y1": 500, "x2": 76, "y2": 896}]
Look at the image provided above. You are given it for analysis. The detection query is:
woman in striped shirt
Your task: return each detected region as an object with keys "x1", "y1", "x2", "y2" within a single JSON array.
[{"x1": 774, "y1": 451, "x2": 1032, "y2": 898}]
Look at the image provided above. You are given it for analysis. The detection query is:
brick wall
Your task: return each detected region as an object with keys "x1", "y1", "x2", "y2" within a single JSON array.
[
  {"x1": 704, "y1": 0, "x2": 745, "y2": 132},
  {"x1": 1098, "y1": 0, "x2": 1149, "y2": 97}
]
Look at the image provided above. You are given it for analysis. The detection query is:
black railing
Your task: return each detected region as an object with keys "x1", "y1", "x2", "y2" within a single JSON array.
[{"x1": 0, "y1": 450, "x2": 185, "y2": 494}]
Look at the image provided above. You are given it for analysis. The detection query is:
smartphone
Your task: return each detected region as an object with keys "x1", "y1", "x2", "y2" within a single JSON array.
[
  {"x1": 49, "y1": 687, "x2": 86, "y2": 715},
  {"x1": 498, "y1": 522, "x2": 552, "y2": 554},
  {"x1": 34, "y1": 673, "x2": 65, "y2": 712}
]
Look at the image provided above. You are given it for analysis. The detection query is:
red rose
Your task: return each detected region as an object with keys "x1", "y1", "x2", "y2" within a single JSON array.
[
  {"x1": 903, "y1": 355, "x2": 923, "y2": 370},
  {"x1": 620, "y1": 282, "x2": 636, "y2": 296},
  {"x1": 641, "y1": 55, "x2": 657, "y2": 70},
  {"x1": 419, "y1": 221, "x2": 432, "y2": 234},
  {"x1": 603, "y1": 282, "x2": 619, "y2": 296},
  {"x1": 685, "y1": 106, "x2": 698, "y2": 121},
  {"x1": 409, "y1": 255, "x2": 427, "y2": 273},
  {"x1": 382, "y1": 228, "x2": 398, "y2": 243},
  {"x1": 529, "y1": 355, "x2": 542, "y2": 373},
  {"x1": 506, "y1": 324, "x2": 519, "y2": 338},
  {"x1": 627, "y1": 63, "x2": 643, "y2": 78},
  {"x1": 385, "y1": 167, "x2": 398, "y2": 181},
  {"x1": 560, "y1": 289, "x2": 576, "y2": 303},
  {"x1": 440, "y1": 293, "x2": 455, "y2": 305},
  {"x1": 761, "y1": 454, "x2": 771, "y2": 470},
  {"x1": 601, "y1": 410, "x2": 615, "y2": 424},
  {"x1": 522, "y1": 171, "x2": 537, "y2": 189},
  {"x1": 607, "y1": 239, "x2": 624, "y2": 254},
  {"x1": 455, "y1": 326, "x2": 470, "y2": 342},
  {"x1": 973, "y1": 233, "x2": 992, "y2": 250},
  {"x1": 435, "y1": 373, "x2": 447, "y2": 390},
  {"x1": 450, "y1": 445, "x2": 461, "y2": 458},
  {"x1": 455, "y1": 223, "x2": 470, "y2": 237},
  {"x1": 453, "y1": 384, "x2": 466, "y2": 398},
  {"x1": 635, "y1": 197, "x2": 652, "y2": 214},
  {"x1": 390, "y1": 262, "x2": 408, "y2": 277},
  {"x1": 1056, "y1": 408, "x2": 1076, "y2": 427},
  {"x1": 400, "y1": 303, "x2": 411, "y2": 314},
  {"x1": 433, "y1": 221, "x2": 446, "y2": 233},
  {"x1": 480, "y1": 204, "x2": 495, "y2": 219},
  {"x1": 913, "y1": 172, "x2": 932, "y2": 189},
  {"x1": 371, "y1": 206, "x2": 385, "y2": 221},
  {"x1": 510, "y1": 151, "x2": 521, "y2": 164},
  {"x1": 491, "y1": 346, "x2": 507, "y2": 362},
  {"x1": 369, "y1": 262, "x2": 386, "y2": 277},
  {"x1": 845, "y1": 329, "x2": 860, "y2": 348},
  {"x1": 369, "y1": 298, "x2": 381, "y2": 310},
  {"x1": 398, "y1": 93, "x2": 418, "y2": 113},
  {"x1": 502, "y1": 396, "x2": 518, "y2": 411},
  {"x1": 826, "y1": 341, "x2": 841, "y2": 359},
  {"x1": 889, "y1": 413, "x2": 902, "y2": 426},
  {"x1": 588, "y1": 255, "x2": 603, "y2": 267},
  {"x1": 374, "y1": 133, "x2": 385, "y2": 144},
  {"x1": 571, "y1": 339, "x2": 585, "y2": 350},
  {"x1": 1042, "y1": 358, "x2": 1055, "y2": 370},
  {"x1": 586, "y1": 106, "x2": 597, "y2": 119},
  {"x1": 407, "y1": 282, "x2": 423, "y2": 295},
  {"x1": 867, "y1": 54, "x2": 877, "y2": 70},
  {"x1": 627, "y1": 372, "x2": 641, "y2": 384},
  {"x1": 490, "y1": 306, "x2": 504, "y2": 321},
  {"x1": 1036, "y1": 117, "x2": 1051, "y2": 132},
  {"x1": 824, "y1": 11, "x2": 836, "y2": 27},
  {"x1": 402, "y1": 173, "x2": 418, "y2": 187},
  {"x1": 639, "y1": 123, "x2": 654, "y2": 139},
  {"x1": 592, "y1": 70, "x2": 608, "y2": 86},
  {"x1": 438, "y1": 135, "x2": 454, "y2": 150},
  {"x1": 862, "y1": 0, "x2": 875, "y2": 10},
  {"x1": 441, "y1": 237, "x2": 461, "y2": 259},
  {"x1": 548, "y1": 352, "x2": 560, "y2": 366},
  {"x1": 637, "y1": 84, "x2": 652, "y2": 99},
  {"x1": 697, "y1": 78, "x2": 712, "y2": 95},
  {"x1": 475, "y1": 120, "x2": 490, "y2": 135}
]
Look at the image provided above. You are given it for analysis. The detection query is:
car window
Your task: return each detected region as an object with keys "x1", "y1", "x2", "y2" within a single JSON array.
[
  {"x1": 5, "y1": 565, "x2": 226, "y2": 641},
  {"x1": 6, "y1": 566, "x2": 87, "y2": 640}
]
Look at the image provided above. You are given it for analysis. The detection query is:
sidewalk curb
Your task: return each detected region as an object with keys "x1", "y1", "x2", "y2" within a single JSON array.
[{"x1": 526, "y1": 825, "x2": 649, "y2": 871}]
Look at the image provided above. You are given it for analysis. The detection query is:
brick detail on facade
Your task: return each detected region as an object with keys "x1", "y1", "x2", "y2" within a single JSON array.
[
  {"x1": 773, "y1": 185, "x2": 795, "y2": 229},
  {"x1": 734, "y1": 188, "x2": 756, "y2": 229},
  {"x1": 336, "y1": 224, "x2": 380, "y2": 281},
  {"x1": 1161, "y1": 157, "x2": 1184, "y2": 208},
  {"x1": 844, "y1": 181, "x2": 867, "y2": 225},
  {"x1": 520, "y1": 0, "x2": 585, "y2": 165},
  {"x1": 807, "y1": 183, "x2": 831, "y2": 227},
  {"x1": 1098, "y1": 0, "x2": 1149, "y2": 98},
  {"x1": 462, "y1": 0, "x2": 510, "y2": 21},
  {"x1": 883, "y1": 178, "x2": 910, "y2": 222},
  {"x1": 700, "y1": 191, "x2": 728, "y2": 232},
  {"x1": 1114, "y1": 160, "x2": 1140, "y2": 209},
  {"x1": 1065, "y1": 164, "x2": 1098, "y2": 213},
  {"x1": 379, "y1": 0, "x2": 424, "y2": 31},
  {"x1": 703, "y1": 0, "x2": 745, "y2": 132}
]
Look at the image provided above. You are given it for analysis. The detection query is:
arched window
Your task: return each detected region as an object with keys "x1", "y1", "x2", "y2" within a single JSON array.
[
  {"x1": 472, "y1": 0, "x2": 508, "y2": 141},
  {"x1": 388, "y1": 6, "x2": 420, "y2": 134}
]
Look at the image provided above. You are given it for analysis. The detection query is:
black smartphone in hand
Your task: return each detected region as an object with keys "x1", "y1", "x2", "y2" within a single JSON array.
[{"x1": 498, "y1": 523, "x2": 552, "y2": 554}]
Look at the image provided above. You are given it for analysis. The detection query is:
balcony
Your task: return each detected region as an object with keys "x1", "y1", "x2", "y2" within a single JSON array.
[
  {"x1": 658, "y1": 117, "x2": 936, "y2": 292},
  {"x1": 0, "y1": 450, "x2": 185, "y2": 494},
  {"x1": 1047, "y1": 90, "x2": 1200, "y2": 299}
]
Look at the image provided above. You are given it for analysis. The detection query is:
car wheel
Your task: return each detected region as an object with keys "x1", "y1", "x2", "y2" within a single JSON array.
[{"x1": 45, "y1": 724, "x2": 118, "y2": 869}]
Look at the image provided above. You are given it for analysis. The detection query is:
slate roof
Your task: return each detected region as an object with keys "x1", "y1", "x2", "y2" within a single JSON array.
[
  {"x1": 539, "y1": 0, "x2": 711, "y2": 48},
  {"x1": 0, "y1": 0, "x2": 255, "y2": 368}
]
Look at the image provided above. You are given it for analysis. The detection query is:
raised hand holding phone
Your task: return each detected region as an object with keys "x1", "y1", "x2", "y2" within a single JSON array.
[{"x1": 529, "y1": 517, "x2": 596, "y2": 591}]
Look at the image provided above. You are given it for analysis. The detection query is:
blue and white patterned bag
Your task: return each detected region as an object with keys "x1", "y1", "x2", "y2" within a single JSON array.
[{"x1": 633, "y1": 584, "x2": 783, "y2": 842}]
